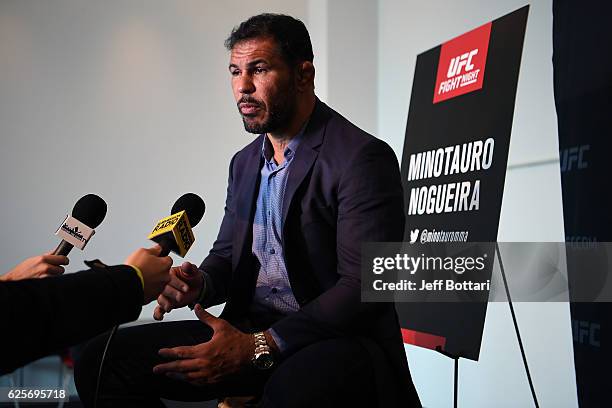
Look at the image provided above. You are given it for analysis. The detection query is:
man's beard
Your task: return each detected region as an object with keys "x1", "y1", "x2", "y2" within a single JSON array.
[{"x1": 239, "y1": 84, "x2": 297, "y2": 134}]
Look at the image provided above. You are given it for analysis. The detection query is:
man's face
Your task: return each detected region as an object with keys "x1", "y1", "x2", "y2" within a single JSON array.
[{"x1": 229, "y1": 36, "x2": 297, "y2": 134}]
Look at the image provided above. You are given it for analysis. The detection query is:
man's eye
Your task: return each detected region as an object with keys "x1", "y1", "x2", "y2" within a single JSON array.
[
  {"x1": 254, "y1": 67, "x2": 267, "y2": 74},
  {"x1": 230, "y1": 70, "x2": 240, "y2": 76}
]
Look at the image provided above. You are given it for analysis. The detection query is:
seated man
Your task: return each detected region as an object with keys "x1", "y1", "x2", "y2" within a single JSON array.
[{"x1": 75, "y1": 13, "x2": 421, "y2": 408}]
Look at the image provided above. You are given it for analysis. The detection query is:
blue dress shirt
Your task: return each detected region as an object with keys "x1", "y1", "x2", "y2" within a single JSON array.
[
  {"x1": 198, "y1": 123, "x2": 307, "y2": 352},
  {"x1": 251, "y1": 133, "x2": 303, "y2": 313}
]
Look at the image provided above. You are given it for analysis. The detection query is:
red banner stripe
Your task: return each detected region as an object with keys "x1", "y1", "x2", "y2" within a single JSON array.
[{"x1": 401, "y1": 328, "x2": 447, "y2": 351}]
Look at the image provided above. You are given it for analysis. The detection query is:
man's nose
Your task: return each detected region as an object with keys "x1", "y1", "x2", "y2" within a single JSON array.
[{"x1": 237, "y1": 74, "x2": 255, "y2": 94}]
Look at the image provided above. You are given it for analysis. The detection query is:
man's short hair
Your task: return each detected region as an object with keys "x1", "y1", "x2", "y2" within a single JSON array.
[{"x1": 225, "y1": 13, "x2": 314, "y2": 66}]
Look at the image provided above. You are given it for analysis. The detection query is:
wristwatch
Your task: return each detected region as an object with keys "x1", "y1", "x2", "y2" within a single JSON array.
[{"x1": 252, "y1": 332, "x2": 274, "y2": 370}]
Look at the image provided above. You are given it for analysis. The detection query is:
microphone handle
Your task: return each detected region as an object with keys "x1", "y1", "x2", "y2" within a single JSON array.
[
  {"x1": 159, "y1": 245, "x2": 171, "y2": 257},
  {"x1": 53, "y1": 240, "x2": 74, "y2": 256},
  {"x1": 158, "y1": 237, "x2": 173, "y2": 257}
]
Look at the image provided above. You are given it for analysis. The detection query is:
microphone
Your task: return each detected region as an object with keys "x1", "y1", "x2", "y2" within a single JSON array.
[
  {"x1": 53, "y1": 194, "x2": 108, "y2": 256},
  {"x1": 148, "y1": 193, "x2": 205, "y2": 257}
]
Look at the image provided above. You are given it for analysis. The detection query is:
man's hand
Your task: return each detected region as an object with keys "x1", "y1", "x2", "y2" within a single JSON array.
[
  {"x1": 0, "y1": 253, "x2": 69, "y2": 282},
  {"x1": 124, "y1": 245, "x2": 173, "y2": 304},
  {"x1": 153, "y1": 262, "x2": 203, "y2": 321},
  {"x1": 153, "y1": 304, "x2": 254, "y2": 385}
]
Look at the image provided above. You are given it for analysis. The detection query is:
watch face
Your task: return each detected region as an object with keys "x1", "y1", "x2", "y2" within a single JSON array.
[{"x1": 254, "y1": 353, "x2": 274, "y2": 370}]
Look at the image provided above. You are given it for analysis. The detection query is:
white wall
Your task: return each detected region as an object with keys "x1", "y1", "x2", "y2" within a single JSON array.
[{"x1": 0, "y1": 0, "x2": 307, "y2": 322}]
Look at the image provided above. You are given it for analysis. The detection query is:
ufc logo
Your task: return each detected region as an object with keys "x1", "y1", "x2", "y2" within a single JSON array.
[
  {"x1": 572, "y1": 320, "x2": 600, "y2": 347},
  {"x1": 433, "y1": 22, "x2": 490, "y2": 103},
  {"x1": 560, "y1": 144, "x2": 589, "y2": 172},
  {"x1": 447, "y1": 49, "x2": 478, "y2": 78}
]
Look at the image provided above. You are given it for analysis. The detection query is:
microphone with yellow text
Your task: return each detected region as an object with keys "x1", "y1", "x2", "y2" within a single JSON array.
[
  {"x1": 93, "y1": 194, "x2": 204, "y2": 408},
  {"x1": 53, "y1": 194, "x2": 107, "y2": 256},
  {"x1": 148, "y1": 193, "x2": 205, "y2": 257}
]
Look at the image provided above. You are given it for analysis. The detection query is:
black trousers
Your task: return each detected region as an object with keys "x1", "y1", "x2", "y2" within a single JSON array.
[{"x1": 74, "y1": 320, "x2": 377, "y2": 408}]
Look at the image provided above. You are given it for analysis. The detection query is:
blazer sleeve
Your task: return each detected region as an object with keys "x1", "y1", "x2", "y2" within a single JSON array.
[
  {"x1": 271, "y1": 139, "x2": 406, "y2": 356},
  {"x1": 0, "y1": 263, "x2": 143, "y2": 374}
]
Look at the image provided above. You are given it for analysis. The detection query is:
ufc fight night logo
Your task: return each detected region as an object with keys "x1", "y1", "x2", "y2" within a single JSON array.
[{"x1": 433, "y1": 22, "x2": 492, "y2": 103}]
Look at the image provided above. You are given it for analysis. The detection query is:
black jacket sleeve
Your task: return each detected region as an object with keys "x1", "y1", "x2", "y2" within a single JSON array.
[{"x1": 0, "y1": 263, "x2": 143, "y2": 374}]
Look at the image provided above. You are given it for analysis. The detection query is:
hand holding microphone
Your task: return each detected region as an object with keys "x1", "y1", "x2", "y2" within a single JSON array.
[
  {"x1": 0, "y1": 253, "x2": 69, "y2": 282},
  {"x1": 0, "y1": 194, "x2": 107, "y2": 282},
  {"x1": 124, "y1": 245, "x2": 173, "y2": 305}
]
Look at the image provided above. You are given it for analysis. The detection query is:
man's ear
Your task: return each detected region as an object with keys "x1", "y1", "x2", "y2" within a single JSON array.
[{"x1": 295, "y1": 61, "x2": 315, "y2": 92}]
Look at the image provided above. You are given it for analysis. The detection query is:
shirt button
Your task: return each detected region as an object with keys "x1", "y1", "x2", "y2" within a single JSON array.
[{"x1": 269, "y1": 248, "x2": 275, "y2": 254}]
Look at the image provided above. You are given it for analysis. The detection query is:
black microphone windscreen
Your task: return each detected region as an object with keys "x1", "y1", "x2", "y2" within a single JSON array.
[
  {"x1": 72, "y1": 194, "x2": 107, "y2": 228},
  {"x1": 171, "y1": 193, "x2": 205, "y2": 227}
]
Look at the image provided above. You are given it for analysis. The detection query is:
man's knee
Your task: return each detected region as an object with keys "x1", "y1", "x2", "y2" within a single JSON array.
[{"x1": 261, "y1": 366, "x2": 317, "y2": 408}]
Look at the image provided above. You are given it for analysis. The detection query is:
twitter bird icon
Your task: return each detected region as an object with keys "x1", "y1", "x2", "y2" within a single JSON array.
[{"x1": 409, "y1": 229, "x2": 420, "y2": 244}]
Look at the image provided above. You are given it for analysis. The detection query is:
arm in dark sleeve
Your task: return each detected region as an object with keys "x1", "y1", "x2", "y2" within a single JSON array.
[
  {"x1": 197, "y1": 153, "x2": 237, "y2": 307},
  {"x1": 271, "y1": 139, "x2": 406, "y2": 355},
  {"x1": 0, "y1": 264, "x2": 143, "y2": 374}
]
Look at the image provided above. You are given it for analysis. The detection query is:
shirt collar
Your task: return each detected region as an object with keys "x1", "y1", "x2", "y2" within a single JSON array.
[{"x1": 261, "y1": 119, "x2": 309, "y2": 164}]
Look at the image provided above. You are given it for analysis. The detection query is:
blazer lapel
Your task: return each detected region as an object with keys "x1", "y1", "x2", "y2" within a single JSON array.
[
  {"x1": 233, "y1": 136, "x2": 264, "y2": 269},
  {"x1": 281, "y1": 100, "x2": 329, "y2": 226}
]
